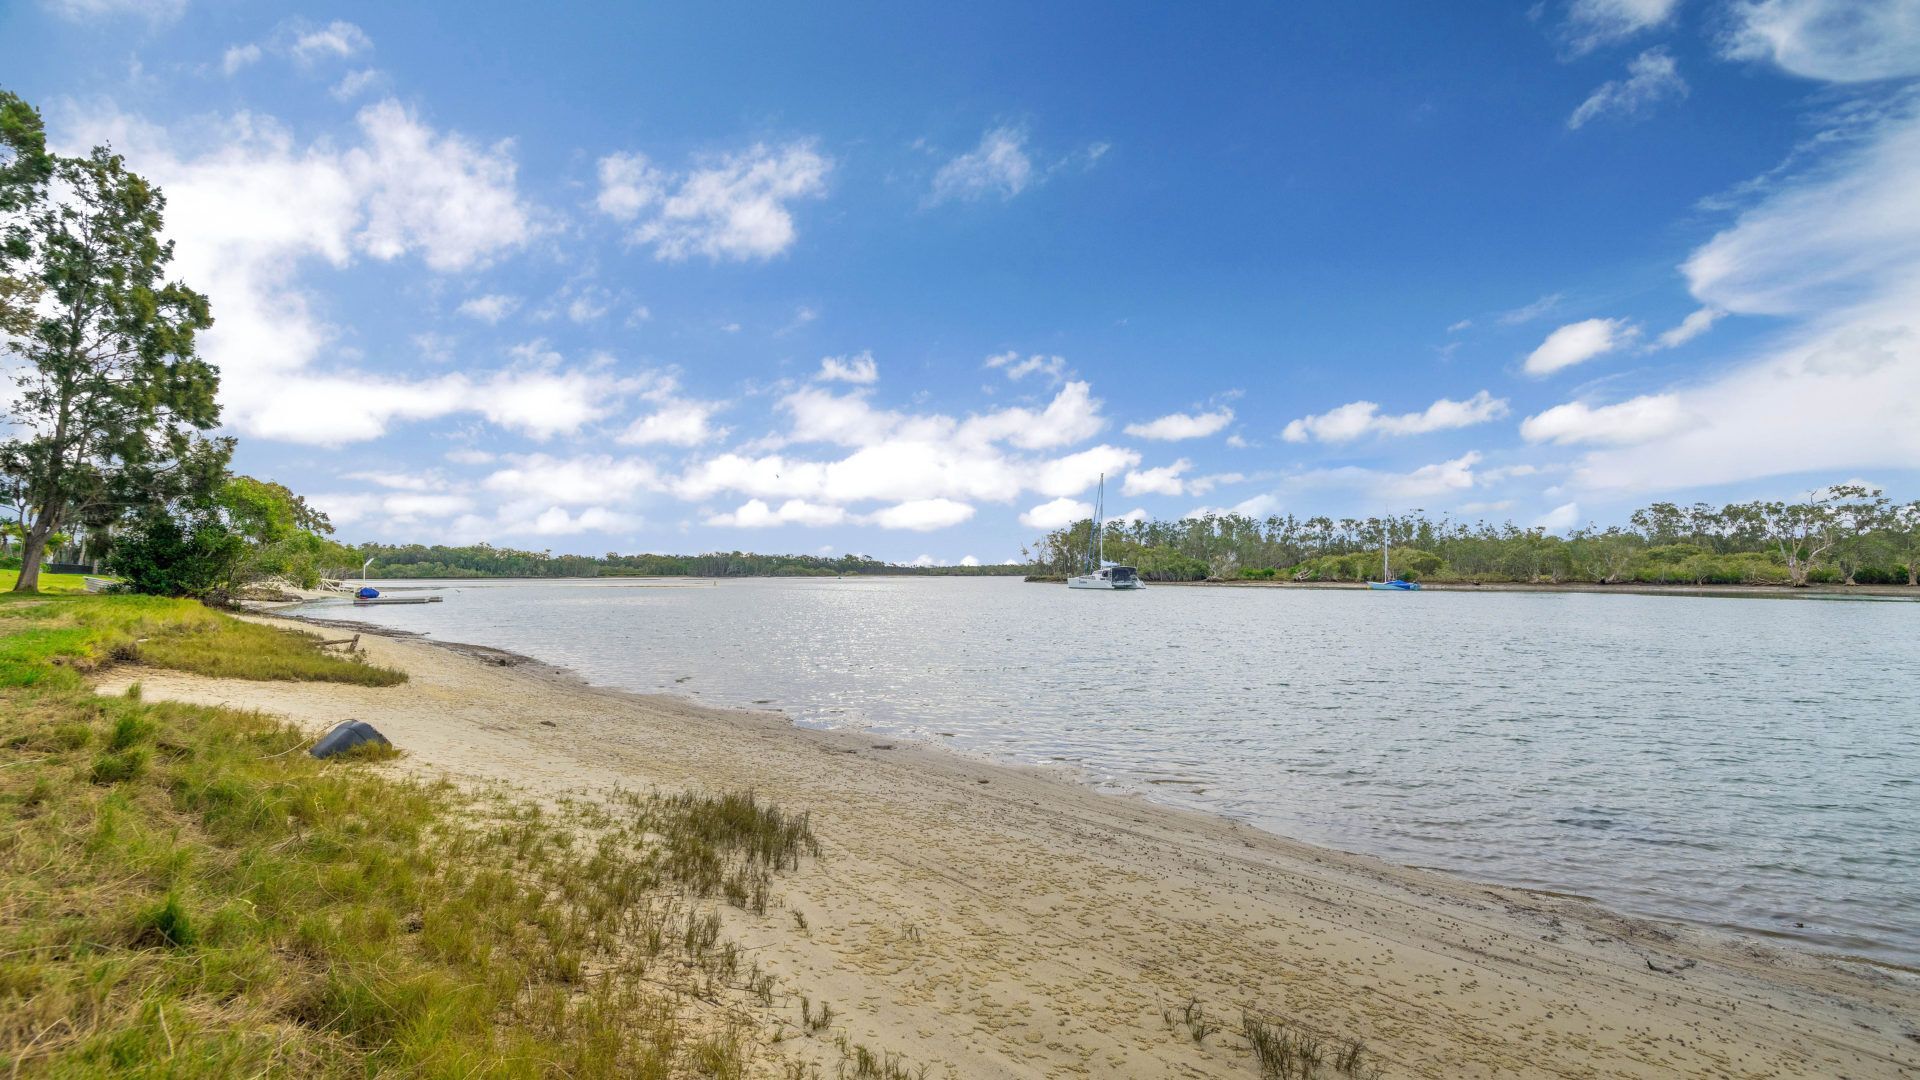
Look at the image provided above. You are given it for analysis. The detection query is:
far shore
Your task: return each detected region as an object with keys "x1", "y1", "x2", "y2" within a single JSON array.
[
  {"x1": 1155, "y1": 578, "x2": 1920, "y2": 600},
  {"x1": 96, "y1": 608, "x2": 1920, "y2": 1078}
]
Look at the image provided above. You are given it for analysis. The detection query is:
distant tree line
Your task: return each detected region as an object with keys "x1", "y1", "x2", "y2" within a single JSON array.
[
  {"x1": 352, "y1": 544, "x2": 1026, "y2": 579},
  {"x1": 1028, "y1": 484, "x2": 1920, "y2": 587}
]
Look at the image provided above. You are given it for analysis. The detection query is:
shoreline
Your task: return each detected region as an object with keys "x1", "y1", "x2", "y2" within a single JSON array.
[{"x1": 105, "y1": 609, "x2": 1920, "y2": 1077}]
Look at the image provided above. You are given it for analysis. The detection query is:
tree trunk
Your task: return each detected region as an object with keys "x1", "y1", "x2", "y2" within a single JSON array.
[{"x1": 13, "y1": 507, "x2": 58, "y2": 592}]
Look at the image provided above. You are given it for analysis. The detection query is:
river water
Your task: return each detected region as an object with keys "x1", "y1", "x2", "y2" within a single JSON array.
[{"x1": 295, "y1": 576, "x2": 1920, "y2": 964}]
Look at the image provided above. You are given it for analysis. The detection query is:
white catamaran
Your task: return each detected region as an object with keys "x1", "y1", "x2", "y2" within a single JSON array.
[{"x1": 1067, "y1": 474, "x2": 1143, "y2": 590}]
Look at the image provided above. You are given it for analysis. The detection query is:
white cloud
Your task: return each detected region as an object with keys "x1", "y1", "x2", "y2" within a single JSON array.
[
  {"x1": 1521, "y1": 394, "x2": 1689, "y2": 446},
  {"x1": 959, "y1": 555, "x2": 982, "y2": 567},
  {"x1": 620, "y1": 400, "x2": 726, "y2": 447},
  {"x1": 1569, "y1": 48, "x2": 1688, "y2": 130},
  {"x1": 1020, "y1": 497, "x2": 1092, "y2": 530},
  {"x1": 458, "y1": 293, "x2": 520, "y2": 323},
  {"x1": 528, "y1": 506, "x2": 639, "y2": 536},
  {"x1": 1456, "y1": 500, "x2": 1514, "y2": 514},
  {"x1": 1499, "y1": 293, "x2": 1564, "y2": 325},
  {"x1": 984, "y1": 351, "x2": 1066, "y2": 383},
  {"x1": 867, "y1": 498, "x2": 975, "y2": 531},
  {"x1": 1525, "y1": 317, "x2": 1638, "y2": 374},
  {"x1": 1184, "y1": 494, "x2": 1282, "y2": 520},
  {"x1": 566, "y1": 289, "x2": 610, "y2": 323},
  {"x1": 330, "y1": 69, "x2": 383, "y2": 102},
  {"x1": 1291, "y1": 452, "x2": 1484, "y2": 501},
  {"x1": 58, "y1": 100, "x2": 540, "y2": 445},
  {"x1": 1655, "y1": 307, "x2": 1723, "y2": 348},
  {"x1": 289, "y1": 20, "x2": 372, "y2": 64},
  {"x1": 1111, "y1": 507, "x2": 1150, "y2": 525},
  {"x1": 342, "y1": 470, "x2": 446, "y2": 492},
  {"x1": 816, "y1": 351, "x2": 879, "y2": 384},
  {"x1": 1447, "y1": 318, "x2": 1473, "y2": 333},
  {"x1": 1683, "y1": 103, "x2": 1920, "y2": 316},
  {"x1": 482, "y1": 454, "x2": 661, "y2": 506},
  {"x1": 909, "y1": 554, "x2": 941, "y2": 567},
  {"x1": 445, "y1": 449, "x2": 495, "y2": 465},
  {"x1": 221, "y1": 43, "x2": 262, "y2": 76},
  {"x1": 43, "y1": 0, "x2": 185, "y2": 22},
  {"x1": 1535, "y1": 501, "x2": 1582, "y2": 532},
  {"x1": 599, "y1": 142, "x2": 831, "y2": 261},
  {"x1": 1282, "y1": 390, "x2": 1508, "y2": 443},
  {"x1": 352, "y1": 100, "x2": 532, "y2": 270},
  {"x1": 929, "y1": 126, "x2": 1033, "y2": 203},
  {"x1": 706, "y1": 498, "x2": 846, "y2": 528},
  {"x1": 1722, "y1": 0, "x2": 1920, "y2": 82},
  {"x1": 1572, "y1": 100, "x2": 1920, "y2": 493},
  {"x1": 595, "y1": 151, "x2": 664, "y2": 220},
  {"x1": 1122, "y1": 459, "x2": 1191, "y2": 497},
  {"x1": 1563, "y1": 0, "x2": 1681, "y2": 52},
  {"x1": 1123, "y1": 407, "x2": 1234, "y2": 441}
]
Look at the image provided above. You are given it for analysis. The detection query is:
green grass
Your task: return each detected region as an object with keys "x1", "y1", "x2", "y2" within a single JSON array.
[
  {"x1": 0, "y1": 569, "x2": 93, "y2": 594},
  {"x1": 0, "y1": 594, "x2": 854, "y2": 1077},
  {"x1": 0, "y1": 593, "x2": 404, "y2": 687}
]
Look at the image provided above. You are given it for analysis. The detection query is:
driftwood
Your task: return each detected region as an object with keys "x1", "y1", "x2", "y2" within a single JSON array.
[{"x1": 316, "y1": 634, "x2": 361, "y2": 651}]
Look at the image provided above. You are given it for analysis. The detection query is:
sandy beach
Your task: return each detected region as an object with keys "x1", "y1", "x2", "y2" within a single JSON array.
[{"x1": 95, "y1": 613, "x2": 1920, "y2": 1079}]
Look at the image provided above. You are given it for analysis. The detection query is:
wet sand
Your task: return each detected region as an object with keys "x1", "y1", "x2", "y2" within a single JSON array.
[{"x1": 96, "y1": 615, "x2": 1920, "y2": 1078}]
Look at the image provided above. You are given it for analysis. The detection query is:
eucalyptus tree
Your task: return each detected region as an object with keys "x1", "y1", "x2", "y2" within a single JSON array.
[
  {"x1": 1, "y1": 89, "x2": 53, "y2": 337},
  {"x1": 2, "y1": 141, "x2": 221, "y2": 591},
  {"x1": 1892, "y1": 501, "x2": 1920, "y2": 587}
]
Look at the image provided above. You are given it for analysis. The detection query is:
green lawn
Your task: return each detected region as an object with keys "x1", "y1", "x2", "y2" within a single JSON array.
[{"x1": 0, "y1": 569, "x2": 94, "y2": 594}]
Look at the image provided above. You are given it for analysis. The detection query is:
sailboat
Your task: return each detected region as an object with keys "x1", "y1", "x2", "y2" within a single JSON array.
[
  {"x1": 1067, "y1": 474, "x2": 1143, "y2": 590},
  {"x1": 1367, "y1": 524, "x2": 1421, "y2": 591}
]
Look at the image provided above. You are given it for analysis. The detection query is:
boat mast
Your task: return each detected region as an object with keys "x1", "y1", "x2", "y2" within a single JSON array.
[
  {"x1": 1382, "y1": 518, "x2": 1390, "y2": 583},
  {"x1": 1096, "y1": 474, "x2": 1105, "y2": 568}
]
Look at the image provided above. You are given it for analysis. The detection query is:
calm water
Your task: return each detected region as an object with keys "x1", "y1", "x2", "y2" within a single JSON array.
[{"x1": 297, "y1": 577, "x2": 1920, "y2": 963}]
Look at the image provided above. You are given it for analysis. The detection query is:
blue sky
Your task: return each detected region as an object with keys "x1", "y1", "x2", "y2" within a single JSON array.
[{"x1": 4, "y1": 1, "x2": 1918, "y2": 564}]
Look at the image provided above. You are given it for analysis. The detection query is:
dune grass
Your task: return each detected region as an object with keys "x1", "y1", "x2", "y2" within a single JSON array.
[{"x1": 0, "y1": 595, "x2": 897, "y2": 1078}]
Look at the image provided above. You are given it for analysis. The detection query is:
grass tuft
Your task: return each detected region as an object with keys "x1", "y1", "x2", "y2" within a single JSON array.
[{"x1": 0, "y1": 592, "x2": 855, "y2": 1078}]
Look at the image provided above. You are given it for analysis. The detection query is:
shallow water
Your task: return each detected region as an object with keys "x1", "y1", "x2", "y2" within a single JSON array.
[{"x1": 298, "y1": 577, "x2": 1920, "y2": 963}]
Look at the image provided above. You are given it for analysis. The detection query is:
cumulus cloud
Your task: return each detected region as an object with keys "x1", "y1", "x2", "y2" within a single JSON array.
[
  {"x1": 1020, "y1": 497, "x2": 1092, "y2": 530},
  {"x1": 670, "y1": 380, "x2": 1125, "y2": 532},
  {"x1": 1534, "y1": 502, "x2": 1582, "y2": 532},
  {"x1": 1722, "y1": 0, "x2": 1920, "y2": 82},
  {"x1": 1122, "y1": 460, "x2": 1191, "y2": 496},
  {"x1": 1562, "y1": 0, "x2": 1681, "y2": 52},
  {"x1": 596, "y1": 142, "x2": 830, "y2": 261},
  {"x1": 221, "y1": 43, "x2": 262, "y2": 76},
  {"x1": 984, "y1": 351, "x2": 1066, "y2": 383},
  {"x1": 527, "y1": 506, "x2": 640, "y2": 536},
  {"x1": 1521, "y1": 394, "x2": 1689, "y2": 446},
  {"x1": 1281, "y1": 390, "x2": 1508, "y2": 443},
  {"x1": 619, "y1": 399, "x2": 726, "y2": 447},
  {"x1": 1569, "y1": 48, "x2": 1688, "y2": 130},
  {"x1": 57, "y1": 100, "x2": 545, "y2": 444},
  {"x1": 288, "y1": 20, "x2": 373, "y2": 64},
  {"x1": 1525, "y1": 317, "x2": 1639, "y2": 374},
  {"x1": 868, "y1": 498, "x2": 975, "y2": 531},
  {"x1": 929, "y1": 126, "x2": 1032, "y2": 203},
  {"x1": 816, "y1": 352, "x2": 879, "y2": 384},
  {"x1": 1291, "y1": 452, "x2": 1484, "y2": 500},
  {"x1": 1123, "y1": 407, "x2": 1234, "y2": 441},
  {"x1": 706, "y1": 498, "x2": 846, "y2": 528},
  {"x1": 457, "y1": 293, "x2": 520, "y2": 323},
  {"x1": 482, "y1": 454, "x2": 662, "y2": 505}
]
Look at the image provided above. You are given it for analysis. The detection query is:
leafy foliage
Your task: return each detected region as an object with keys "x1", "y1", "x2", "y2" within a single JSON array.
[
  {"x1": 354, "y1": 543, "x2": 1027, "y2": 579},
  {"x1": 2, "y1": 123, "x2": 222, "y2": 591},
  {"x1": 1028, "y1": 484, "x2": 1919, "y2": 586}
]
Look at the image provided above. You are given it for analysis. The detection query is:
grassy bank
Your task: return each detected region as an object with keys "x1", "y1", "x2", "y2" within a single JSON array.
[
  {"x1": 0, "y1": 596, "x2": 867, "y2": 1078},
  {"x1": 0, "y1": 569, "x2": 93, "y2": 594}
]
